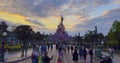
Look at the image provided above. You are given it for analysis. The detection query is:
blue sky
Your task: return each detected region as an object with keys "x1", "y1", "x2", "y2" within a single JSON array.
[
  {"x1": 0, "y1": 0, "x2": 120, "y2": 36},
  {"x1": 90, "y1": 3, "x2": 120, "y2": 18}
]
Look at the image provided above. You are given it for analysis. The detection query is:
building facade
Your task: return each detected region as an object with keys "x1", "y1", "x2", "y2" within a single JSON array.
[{"x1": 0, "y1": 31, "x2": 19, "y2": 45}]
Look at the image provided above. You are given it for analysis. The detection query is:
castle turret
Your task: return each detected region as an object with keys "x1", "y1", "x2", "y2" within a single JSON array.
[{"x1": 50, "y1": 16, "x2": 70, "y2": 43}]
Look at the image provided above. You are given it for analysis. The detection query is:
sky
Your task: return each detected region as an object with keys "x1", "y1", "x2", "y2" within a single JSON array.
[{"x1": 0, "y1": 0, "x2": 120, "y2": 36}]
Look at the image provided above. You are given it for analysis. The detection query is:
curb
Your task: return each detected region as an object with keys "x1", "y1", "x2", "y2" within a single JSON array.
[{"x1": 2, "y1": 56, "x2": 31, "y2": 63}]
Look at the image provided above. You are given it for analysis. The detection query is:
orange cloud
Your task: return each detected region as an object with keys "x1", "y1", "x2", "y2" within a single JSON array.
[
  {"x1": 0, "y1": 12, "x2": 88, "y2": 32},
  {"x1": 102, "y1": 10, "x2": 109, "y2": 16},
  {"x1": 0, "y1": 12, "x2": 35, "y2": 26}
]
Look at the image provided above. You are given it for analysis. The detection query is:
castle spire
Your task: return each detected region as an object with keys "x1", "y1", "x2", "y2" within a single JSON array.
[
  {"x1": 61, "y1": 16, "x2": 64, "y2": 24},
  {"x1": 50, "y1": 16, "x2": 70, "y2": 43}
]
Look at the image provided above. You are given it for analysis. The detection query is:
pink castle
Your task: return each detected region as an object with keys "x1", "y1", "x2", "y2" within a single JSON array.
[{"x1": 50, "y1": 16, "x2": 70, "y2": 43}]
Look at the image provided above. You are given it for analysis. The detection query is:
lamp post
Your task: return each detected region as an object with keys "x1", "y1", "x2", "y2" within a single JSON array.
[
  {"x1": 3, "y1": 32, "x2": 7, "y2": 41},
  {"x1": 101, "y1": 41, "x2": 104, "y2": 47},
  {"x1": 0, "y1": 32, "x2": 7, "y2": 62}
]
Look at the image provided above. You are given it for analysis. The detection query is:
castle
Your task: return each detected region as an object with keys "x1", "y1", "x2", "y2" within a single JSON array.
[{"x1": 50, "y1": 16, "x2": 70, "y2": 43}]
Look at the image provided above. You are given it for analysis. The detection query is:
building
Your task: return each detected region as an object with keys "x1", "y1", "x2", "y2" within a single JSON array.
[
  {"x1": 50, "y1": 16, "x2": 70, "y2": 43},
  {"x1": 0, "y1": 31, "x2": 20, "y2": 45}
]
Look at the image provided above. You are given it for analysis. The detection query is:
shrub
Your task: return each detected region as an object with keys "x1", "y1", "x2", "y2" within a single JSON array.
[
  {"x1": 8, "y1": 44, "x2": 21, "y2": 52},
  {"x1": 106, "y1": 40, "x2": 119, "y2": 46}
]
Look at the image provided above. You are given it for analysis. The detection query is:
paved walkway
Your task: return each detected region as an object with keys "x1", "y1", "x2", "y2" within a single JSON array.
[
  {"x1": 3, "y1": 49, "x2": 32, "y2": 63},
  {"x1": 63, "y1": 50, "x2": 99, "y2": 63},
  {"x1": 20, "y1": 45, "x2": 99, "y2": 63},
  {"x1": 2, "y1": 45, "x2": 120, "y2": 63},
  {"x1": 102, "y1": 52, "x2": 120, "y2": 63},
  {"x1": 19, "y1": 45, "x2": 58, "y2": 63}
]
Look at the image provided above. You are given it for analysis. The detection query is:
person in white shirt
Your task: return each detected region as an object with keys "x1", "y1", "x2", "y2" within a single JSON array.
[
  {"x1": 108, "y1": 47, "x2": 114, "y2": 59},
  {"x1": 31, "y1": 47, "x2": 39, "y2": 63}
]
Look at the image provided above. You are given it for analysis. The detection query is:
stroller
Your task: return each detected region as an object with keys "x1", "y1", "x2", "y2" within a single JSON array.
[
  {"x1": 57, "y1": 55, "x2": 63, "y2": 63},
  {"x1": 99, "y1": 54, "x2": 112, "y2": 63}
]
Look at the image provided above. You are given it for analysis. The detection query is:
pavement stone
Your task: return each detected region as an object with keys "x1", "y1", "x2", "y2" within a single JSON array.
[
  {"x1": 1, "y1": 49, "x2": 32, "y2": 63},
  {"x1": 102, "y1": 52, "x2": 120, "y2": 63},
  {"x1": 3, "y1": 45, "x2": 120, "y2": 63},
  {"x1": 19, "y1": 45, "x2": 58, "y2": 63}
]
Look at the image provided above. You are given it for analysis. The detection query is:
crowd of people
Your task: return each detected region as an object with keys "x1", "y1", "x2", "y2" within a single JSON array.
[
  {"x1": 0, "y1": 41, "x2": 115, "y2": 63},
  {"x1": 71, "y1": 45, "x2": 93, "y2": 63},
  {"x1": 57, "y1": 44, "x2": 114, "y2": 63},
  {"x1": 31, "y1": 43, "x2": 53, "y2": 63},
  {"x1": 0, "y1": 40, "x2": 115, "y2": 63},
  {"x1": 31, "y1": 43, "x2": 95, "y2": 63}
]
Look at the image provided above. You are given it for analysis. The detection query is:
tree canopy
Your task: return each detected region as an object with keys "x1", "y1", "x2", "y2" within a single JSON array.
[
  {"x1": 14, "y1": 25, "x2": 33, "y2": 41},
  {"x1": 108, "y1": 20, "x2": 120, "y2": 47}
]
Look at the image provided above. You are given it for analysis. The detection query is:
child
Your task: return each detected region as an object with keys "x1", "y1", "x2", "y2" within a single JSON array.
[
  {"x1": 59, "y1": 51, "x2": 63, "y2": 57},
  {"x1": 57, "y1": 55, "x2": 63, "y2": 63},
  {"x1": 38, "y1": 52, "x2": 42, "y2": 63}
]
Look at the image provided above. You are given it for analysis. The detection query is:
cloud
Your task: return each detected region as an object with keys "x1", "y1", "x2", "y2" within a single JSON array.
[
  {"x1": 0, "y1": 0, "x2": 113, "y2": 18},
  {"x1": 25, "y1": 18, "x2": 45, "y2": 27},
  {"x1": 0, "y1": 12, "x2": 36, "y2": 26},
  {"x1": 0, "y1": 0, "x2": 118, "y2": 36},
  {"x1": 75, "y1": 8, "x2": 120, "y2": 35},
  {"x1": 102, "y1": 8, "x2": 120, "y2": 18},
  {"x1": 114, "y1": 0, "x2": 120, "y2": 4}
]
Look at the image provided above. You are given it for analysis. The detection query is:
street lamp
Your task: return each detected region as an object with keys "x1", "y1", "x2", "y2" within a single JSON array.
[
  {"x1": 3, "y1": 32, "x2": 7, "y2": 41},
  {"x1": 101, "y1": 41, "x2": 104, "y2": 45}
]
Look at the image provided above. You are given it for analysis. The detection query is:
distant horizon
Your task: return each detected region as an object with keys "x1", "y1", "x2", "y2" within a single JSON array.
[
  {"x1": 0, "y1": 0, "x2": 120, "y2": 36},
  {"x1": 1, "y1": 19, "x2": 118, "y2": 36}
]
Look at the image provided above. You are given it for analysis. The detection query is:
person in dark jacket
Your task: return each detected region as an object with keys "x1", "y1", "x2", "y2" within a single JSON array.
[
  {"x1": 71, "y1": 45, "x2": 73, "y2": 53},
  {"x1": 89, "y1": 48, "x2": 93, "y2": 63},
  {"x1": 83, "y1": 47, "x2": 87, "y2": 61},
  {"x1": 72, "y1": 49, "x2": 79, "y2": 63},
  {"x1": 79, "y1": 47, "x2": 84, "y2": 60},
  {"x1": 0, "y1": 42, "x2": 6, "y2": 62},
  {"x1": 42, "y1": 52, "x2": 53, "y2": 63},
  {"x1": 67, "y1": 45, "x2": 70, "y2": 53}
]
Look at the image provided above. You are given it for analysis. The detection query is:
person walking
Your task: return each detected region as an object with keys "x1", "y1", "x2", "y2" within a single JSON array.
[
  {"x1": 0, "y1": 42, "x2": 6, "y2": 62},
  {"x1": 58, "y1": 45, "x2": 63, "y2": 57},
  {"x1": 47, "y1": 44, "x2": 50, "y2": 50},
  {"x1": 39, "y1": 44, "x2": 41, "y2": 53},
  {"x1": 42, "y1": 51, "x2": 53, "y2": 63},
  {"x1": 79, "y1": 47, "x2": 84, "y2": 60},
  {"x1": 56, "y1": 44, "x2": 58, "y2": 50},
  {"x1": 38, "y1": 52, "x2": 42, "y2": 63},
  {"x1": 83, "y1": 47, "x2": 87, "y2": 61},
  {"x1": 89, "y1": 48, "x2": 93, "y2": 63},
  {"x1": 72, "y1": 49, "x2": 79, "y2": 63},
  {"x1": 62, "y1": 44, "x2": 66, "y2": 53},
  {"x1": 31, "y1": 47, "x2": 39, "y2": 63},
  {"x1": 108, "y1": 47, "x2": 114, "y2": 59},
  {"x1": 32, "y1": 43, "x2": 36, "y2": 50},
  {"x1": 41, "y1": 44, "x2": 47, "y2": 55},
  {"x1": 67, "y1": 45, "x2": 70, "y2": 53},
  {"x1": 71, "y1": 45, "x2": 73, "y2": 53},
  {"x1": 50, "y1": 44, "x2": 53, "y2": 50}
]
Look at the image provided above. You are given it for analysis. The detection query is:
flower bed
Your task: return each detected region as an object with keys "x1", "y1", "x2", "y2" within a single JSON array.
[{"x1": 8, "y1": 44, "x2": 21, "y2": 52}]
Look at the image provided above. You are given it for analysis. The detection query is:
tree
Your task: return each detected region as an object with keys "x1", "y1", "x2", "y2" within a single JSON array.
[
  {"x1": 14, "y1": 25, "x2": 33, "y2": 40},
  {"x1": 0, "y1": 21, "x2": 8, "y2": 32},
  {"x1": 108, "y1": 20, "x2": 120, "y2": 49},
  {"x1": 97, "y1": 33, "x2": 104, "y2": 44},
  {"x1": 14, "y1": 25, "x2": 33, "y2": 57},
  {"x1": 0, "y1": 21, "x2": 8, "y2": 37},
  {"x1": 73, "y1": 33, "x2": 82, "y2": 44},
  {"x1": 34, "y1": 32, "x2": 44, "y2": 43},
  {"x1": 84, "y1": 31, "x2": 94, "y2": 47}
]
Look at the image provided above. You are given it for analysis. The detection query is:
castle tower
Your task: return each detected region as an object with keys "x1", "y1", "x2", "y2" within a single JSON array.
[{"x1": 50, "y1": 16, "x2": 70, "y2": 43}]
